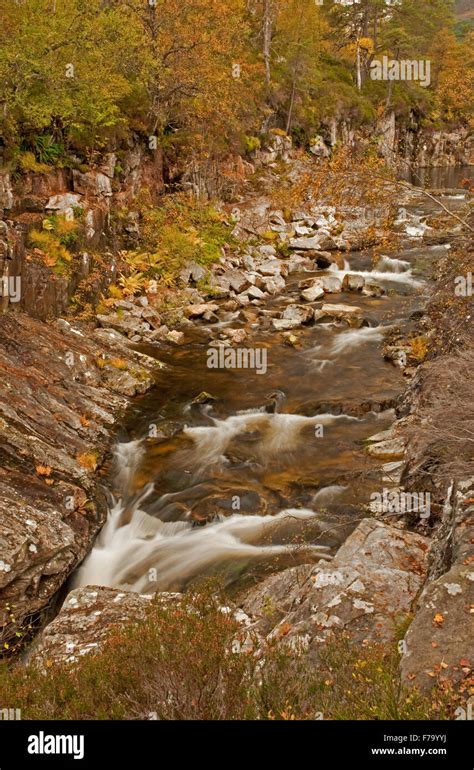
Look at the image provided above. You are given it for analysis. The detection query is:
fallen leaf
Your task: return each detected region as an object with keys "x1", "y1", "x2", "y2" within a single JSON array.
[{"x1": 35, "y1": 465, "x2": 52, "y2": 477}]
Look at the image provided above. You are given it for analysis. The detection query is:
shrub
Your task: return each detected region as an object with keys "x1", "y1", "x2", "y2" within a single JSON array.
[
  {"x1": 118, "y1": 194, "x2": 235, "y2": 288},
  {"x1": 0, "y1": 589, "x2": 460, "y2": 721}
]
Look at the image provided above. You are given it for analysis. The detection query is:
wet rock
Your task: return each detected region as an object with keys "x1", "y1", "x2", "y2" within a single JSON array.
[
  {"x1": 366, "y1": 437, "x2": 406, "y2": 461},
  {"x1": 223, "y1": 328, "x2": 248, "y2": 344},
  {"x1": 301, "y1": 283, "x2": 325, "y2": 302},
  {"x1": 165, "y1": 330, "x2": 185, "y2": 345},
  {"x1": 272, "y1": 318, "x2": 302, "y2": 331},
  {"x1": 241, "y1": 519, "x2": 429, "y2": 646},
  {"x1": 0, "y1": 313, "x2": 157, "y2": 638},
  {"x1": 318, "y1": 275, "x2": 342, "y2": 293},
  {"x1": 362, "y1": 282, "x2": 385, "y2": 297},
  {"x1": 315, "y1": 303, "x2": 362, "y2": 325},
  {"x1": 184, "y1": 303, "x2": 219, "y2": 319},
  {"x1": 314, "y1": 251, "x2": 336, "y2": 269},
  {"x1": 287, "y1": 254, "x2": 315, "y2": 272},
  {"x1": 282, "y1": 304, "x2": 314, "y2": 325},
  {"x1": 342, "y1": 274, "x2": 365, "y2": 292}
]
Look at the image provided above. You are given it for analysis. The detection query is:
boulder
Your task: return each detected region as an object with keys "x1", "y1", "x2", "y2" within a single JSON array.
[
  {"x1": 260, "y1": 275, "x2": 286, "y2": 295},
  {"x1": 342, "y1": 274, "x2": 365, "y2": 292},
  {"x1": 165, "y1": 330, "x2": 185, "y2": 345},
  {"x1": 184, "y1": 303, "x2": 219, "y2": 319},
  {"x1": 289, "y1": 234, "x2": 338, "y2": 251},
  {"x1": 179, "y1": 262, "x2": 208, "y2": 285},
  {"x1": 241, "y1": 519, "x2": 430, "y2": 647},
  {"x1": 289, "y1": 235, "x2": 322, "y2": 250},
  {"x1": 301, "y1": 284, "x2": 325, "y2": 302},
  {"x1": 258, "y1": 244, "x2": 277, "y2": 257},
  {"x1": 272, "y1": 318, "x2": 302, "y2": 331},
  {"x1": 282, "y1": 304, "x2": 314, "y2": 324},
  {"x1": 223, "y1": 328, "x2": 248, "y2": 344},
  {"x1": 31, "y1": 587, "x2": 155, "y2": 666},
  {"x1": 318, "y1": 275, "x2": 342, "y2": 293},
  {"x1": 362, "y1": 282, "x2": 386, "y2": 297},
  {"x1": 96, "y1": 313, "x2": 151, "y2": 338},
  {"x1": 315, "y1": 303, "x2": 362, "y2": 325},
  {"x1": 400, "y1": 563, "x2": 473, "y2": 694},
  {"x1": 257, "y1": 260, "x2": 283, "y2": 277},
  {"x1": 244, "y1": 285, "x2": 266, "y2": 300}
]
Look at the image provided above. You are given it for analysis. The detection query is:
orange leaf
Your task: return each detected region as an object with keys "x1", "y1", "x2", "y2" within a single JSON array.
[
  {"x1": 35, "y1": 465, "x2": 52, "y2": 477},
  {"x1": 433, "y1": 613, "x2": 444, "y2": 627}
]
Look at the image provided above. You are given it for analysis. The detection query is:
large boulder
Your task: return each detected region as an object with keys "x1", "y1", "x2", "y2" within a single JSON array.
[
  {"x1": 241, "y1": 519, "x2": 430, "y2": 649},
  {"x1": 400, "y1": 563, "x2": 473, "y2": 693},
  {"x1": 31, "y1": 586, "x2": 154, "y2": 666}
]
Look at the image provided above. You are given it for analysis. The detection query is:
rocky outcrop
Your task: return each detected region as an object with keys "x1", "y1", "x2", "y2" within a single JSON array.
[
  {"x1": 0, "y1": 143, "x2": 164, "y2": 320},
  {"x1": 241, "y1": 519, "x2": 430, "y2": 649},
  {"x1": 30, "y1": 586, "x2": 154, "y2": 666},
  {"x1": 0, "y1": 312, "x2": 159, "y2": 641},
  {"x1": 400, "y1": 480, "x2": 474, "y2": 693},
  {"x1": 30, "y1": 585, "x2": 255, "y2": 667}
]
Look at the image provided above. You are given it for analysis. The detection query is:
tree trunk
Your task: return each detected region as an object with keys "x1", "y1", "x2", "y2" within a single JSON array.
[
  {"x1": 356, "y1": 41, "x2": 362, "y2": 91},
  {"x1": 263, "y1": 0, "x2": 273, "y2": 87},
  {"x1": 286, "y1": 71, "x2": 297, "y2": 134}
]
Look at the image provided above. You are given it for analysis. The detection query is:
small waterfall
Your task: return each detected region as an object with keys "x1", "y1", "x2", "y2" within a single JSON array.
[
  {"x1": 329, "y1": 326, "x2": 387, "y2": 356},
  {"x1": 376, "y1": 255, "x2": 410, "y2": 273},
  {"x1": 72, "y1": 497, "x2": 332, "y2": 593},
  {"x1": 183, "y1": 410, "x2": 360, "y2": 470},
  {"x1": 329, "y1": 257, "x2": 423, "y2": 288}
]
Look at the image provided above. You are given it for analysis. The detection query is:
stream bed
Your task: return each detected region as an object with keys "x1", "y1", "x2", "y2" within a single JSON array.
[{"x1": 71, "y1": 181, "x2": 468, "y2": 596}]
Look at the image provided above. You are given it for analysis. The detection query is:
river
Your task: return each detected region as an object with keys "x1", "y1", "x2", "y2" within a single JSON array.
[{"x1": 71, "y1": 172, "x2": 471, "y2": 596}]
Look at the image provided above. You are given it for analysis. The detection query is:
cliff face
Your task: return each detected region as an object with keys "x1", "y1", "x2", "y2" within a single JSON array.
[
  {"x1": 0, "y1": 144, "x2": 164, "y2": 321},
  {"x1": 0, "y1": 143, "x2": 165, "y2": 645},
  {"x1": 0, "y1": 312, "x2": 159, "y2": 646}
]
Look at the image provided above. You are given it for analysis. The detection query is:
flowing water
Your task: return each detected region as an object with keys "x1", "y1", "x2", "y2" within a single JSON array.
[{"x1": 71, "y1": 180, "x2": 470, "y2": 595}]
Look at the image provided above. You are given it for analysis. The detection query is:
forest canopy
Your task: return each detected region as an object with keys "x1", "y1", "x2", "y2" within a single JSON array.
[{"x1": 0, "y1": 0, "x2": 472, "y2": 165}]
